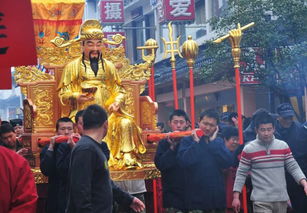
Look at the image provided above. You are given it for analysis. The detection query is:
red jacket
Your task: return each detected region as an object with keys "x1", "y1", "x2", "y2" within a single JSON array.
[{"x1": 0, "y1": 146, "x2": 37, "y2": 213}]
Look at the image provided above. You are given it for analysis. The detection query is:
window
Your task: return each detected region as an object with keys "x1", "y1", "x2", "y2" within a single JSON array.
[
  {"x1": 132, "y1": 19, "x2": 145, "y2": 62},
  {"x1": 195, "y1": 0, "x2": 206, "y2": 24},
  {"x1": 145, "y1": 13, "x2": 155, "y2": 40},
  {"x1": 159, "y1": 23, "x2": 164, "y2": 53},
  {"x1": 211, "y1": 0, "x2": 226, "y2": 17},
  {"x1": 176, "y1": 23, "x2": 186, "y2": 43}
]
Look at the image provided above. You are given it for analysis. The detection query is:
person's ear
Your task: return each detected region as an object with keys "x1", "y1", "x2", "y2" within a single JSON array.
[{"x1": 103, "y1": 121, "x2": 108, "y2": 131}]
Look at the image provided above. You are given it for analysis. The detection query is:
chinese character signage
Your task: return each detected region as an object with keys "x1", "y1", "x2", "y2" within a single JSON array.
[
  {"x1": 157, "y1": 0, "x2": 195, "y2": 22},
  {"x1": 0, "y1": 0, "x2": 37, "y2": 89},
  {"x1": 100, "y1": 0, "x2": 124, "y2": 24}
]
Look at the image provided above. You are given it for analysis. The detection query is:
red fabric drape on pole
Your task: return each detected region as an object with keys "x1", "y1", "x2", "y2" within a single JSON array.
[
  {"x1": 235, "y1": 67, "x2": 248, "y2": 213},
  {"x1": 0, "y1": 68, "x2": 12, "y2": 90}
]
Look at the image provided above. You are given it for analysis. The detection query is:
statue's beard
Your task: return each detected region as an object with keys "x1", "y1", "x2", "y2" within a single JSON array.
[{"x1": 89, "y1": 51, "x2": 101, "y2": 75}]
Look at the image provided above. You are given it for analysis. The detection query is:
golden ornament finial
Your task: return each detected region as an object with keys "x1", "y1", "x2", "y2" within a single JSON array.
[
  {"x1": 182, "y1": 35, "x2": 199, "y2": 69},
  {"x1": 214, "y1": 22, "x2": 255, "y2": 68},
  {"x1": 145, "y1": 38, "x2": 158, "y2": 55},
  {"x1": 213, "y1": 22, "x2": 254, "y2": 44},
  {"x1": 137, "y1": 38, "x2": 158, "y2": 67},
  {"x1": 161, "y1": 22, "x2": 182, "y2": 69}
]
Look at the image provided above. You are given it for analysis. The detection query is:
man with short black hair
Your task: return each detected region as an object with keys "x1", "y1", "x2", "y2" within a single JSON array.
[
  {"x1": 74, "y1": 109, "x2": 144, "y2": 212},
  {"x1": 0, "y1": 124, "x2": 26, "y2": 155},
  {"x1": 66, "y1": 105, "x2": 112, "y2": 213},
  {"x1": 40, "y1": 117, "x2": 78, "y2": 213},
  {"x1": 155, "y1": 109, "x2": 190, "y2": 212},
  {"x1": 233, "y1": 111, "x2": 307, "y2": 213},
  {"x1": 75, "y1": 109, "x2": 110, "y2": 159},
  {"x1": 66, "y1": 105, "x2": 145, "y2": 213},
  {"x1": 177, "y1": 109, "x2": 233, "y2": 212},
  {"x1": 243, "y1": 108, "x2": 271, "y2": 143}
]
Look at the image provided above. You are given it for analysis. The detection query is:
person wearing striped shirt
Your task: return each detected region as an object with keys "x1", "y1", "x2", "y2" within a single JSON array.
[{"x1": 232, "y1": 111, "x2": 307, "y2": 213}]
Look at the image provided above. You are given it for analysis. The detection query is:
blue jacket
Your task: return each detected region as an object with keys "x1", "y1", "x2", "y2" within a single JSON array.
[
  {"x1": 154, "y1": 139, "x2": 185, "y2": 210},
  {"x1": 177, "y1": 136, "x2": 234, "y2": 211}
]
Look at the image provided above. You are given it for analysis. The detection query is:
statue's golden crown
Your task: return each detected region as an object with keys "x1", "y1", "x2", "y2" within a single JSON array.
[{"x1": 78, "y1": 20, "x2": 104, "y2": 41}]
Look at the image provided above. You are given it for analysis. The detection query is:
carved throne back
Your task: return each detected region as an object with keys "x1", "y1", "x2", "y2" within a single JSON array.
[{"x1": 15, "y1": 42, "x2": 158, "y2": 168}]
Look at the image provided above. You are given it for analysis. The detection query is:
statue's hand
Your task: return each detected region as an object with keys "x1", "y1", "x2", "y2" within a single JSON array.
[
  {"x1": 108, "y1": 102, "x2": 120, "y2": 112},
  {"x1": 77, "y1": 94, "x2": 94, "y2": 104}
]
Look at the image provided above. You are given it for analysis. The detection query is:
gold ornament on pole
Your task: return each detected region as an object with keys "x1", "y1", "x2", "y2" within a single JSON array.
[
  {"x1": 213, "y1": 22, "x2": 255, "y2": 213},
  {"x1": 182, "y1": 35, "x2": 199, "y2": 69},
  {"x1": 182, "y1": 35, "x2": 199, "y2": 129},
  {"x1": 161, "y1": 22, "x2": 183, "y2": 109},
  {"x1": 162, "y1": 22, "x2": 183, "y2": 69},
  {"x1": 137, "y1": 38, "x2": 158, "y2": 67},
  {"x1": 214, "y1": 22, "x2": 254, "y2": 68},
  {"x1": 139, "y1": 39, "x2": 159, "y2": 101},
  {"x1": 145, "y1": 39, "x2": 158, "y2": 54}
]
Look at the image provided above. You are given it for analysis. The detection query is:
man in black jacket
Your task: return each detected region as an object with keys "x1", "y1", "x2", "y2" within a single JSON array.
[
  {"x1": 74, "y1": 109, "x2": 145, "y2": 212},
  {"x1": 275, "y1": 103, "x2": 307, "y2": 213},
  {"x1": 40, "y1": 117, "x2": 78, "y2": 213},
  {"x1": 66, "y1": 105, "x2": 144, "y2": 213},
  {"x1": 154, "y1": 109, "x2": 190, "y2": 212}
]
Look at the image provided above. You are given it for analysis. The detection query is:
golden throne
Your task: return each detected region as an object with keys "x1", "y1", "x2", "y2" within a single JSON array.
[{"x1": 15, "y1": 35, "x2": 160, "y2": 181}]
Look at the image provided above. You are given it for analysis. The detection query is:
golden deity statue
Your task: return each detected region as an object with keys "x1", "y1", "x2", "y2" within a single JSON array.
[{"x1": 58, "y1": 20, "x2": 146, "y2": 169}]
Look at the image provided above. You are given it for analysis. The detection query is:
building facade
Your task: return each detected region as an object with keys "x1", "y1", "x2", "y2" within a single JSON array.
[
  {"x1": 115, "y1": 0, "x2": 274, "y2": 126},
  {"x1": 84, "y1": 0, "x2": 277, "y2": 127}
]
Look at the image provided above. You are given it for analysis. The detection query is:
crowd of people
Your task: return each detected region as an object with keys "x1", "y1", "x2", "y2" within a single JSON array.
[
  {"x1": 0, "y1": 105, "x2": 145, "y2": 213},
  {"x1": 155, "y1": 103, "x2": 307, "y2": 213},
  {"x1": 1, "y1": 102, "x2": 307, "y2": 213}
]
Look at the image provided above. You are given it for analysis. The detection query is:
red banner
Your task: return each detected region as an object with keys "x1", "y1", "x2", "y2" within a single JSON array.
[
  {"x1": 100, "y1": 0, "x2": 124, "y2": 24},
  {"x1": 0, "y1": 67, "x2": 12, "y2": 89},
  {"x1": 0, "y1": 0, "x2": 37, "y2": 89},
  {"x1": 157, "y1": 0, "x2": 195, "y2": 23}
]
